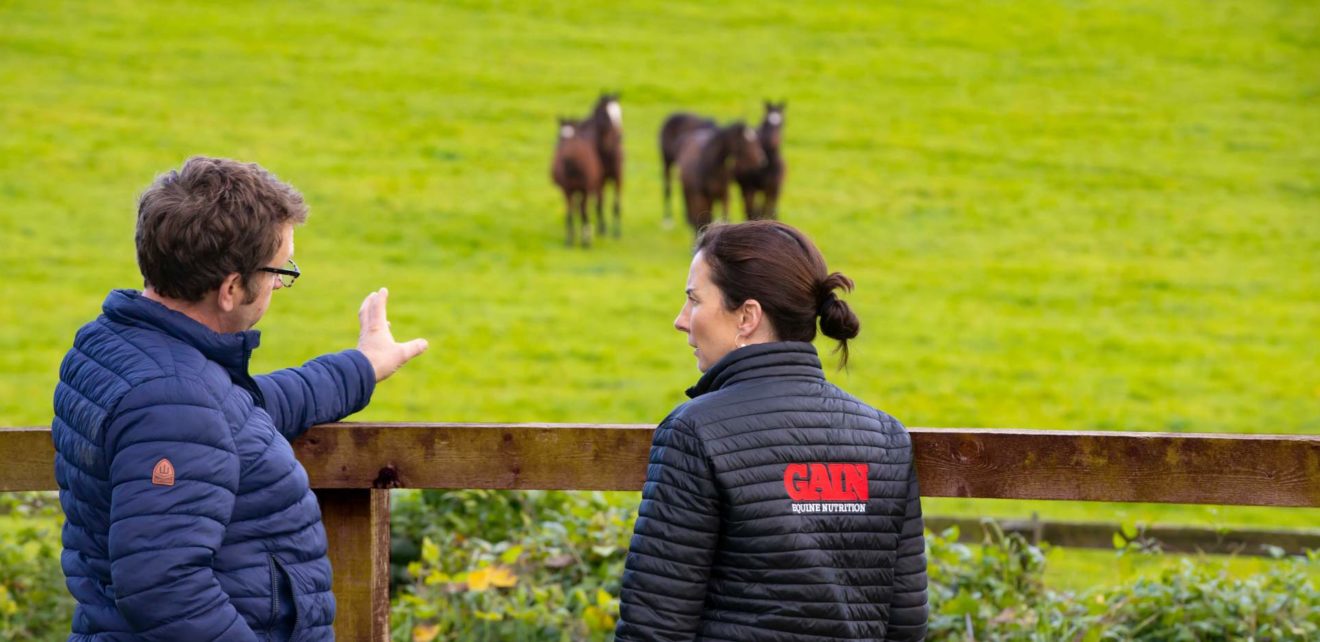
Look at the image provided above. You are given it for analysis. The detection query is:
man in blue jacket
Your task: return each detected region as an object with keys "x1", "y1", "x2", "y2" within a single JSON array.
[{"x1": 51, "y1": 156, "x2": 428, "y2": 641}]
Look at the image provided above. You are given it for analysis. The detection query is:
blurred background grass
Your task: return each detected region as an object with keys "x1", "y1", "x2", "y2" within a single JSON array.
[{"x1": 2, "y1": 0, "x2": 1317, "y2": 592}]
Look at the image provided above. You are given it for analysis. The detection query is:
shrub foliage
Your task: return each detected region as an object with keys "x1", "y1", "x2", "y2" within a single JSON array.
[{"x1": 2, "y1": 490, "x2": 1317, "y2": 641}]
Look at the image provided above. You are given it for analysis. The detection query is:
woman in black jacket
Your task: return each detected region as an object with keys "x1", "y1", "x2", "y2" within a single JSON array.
[{"x1": 616, "y1": 221, "x2": 927, "y2": 641}]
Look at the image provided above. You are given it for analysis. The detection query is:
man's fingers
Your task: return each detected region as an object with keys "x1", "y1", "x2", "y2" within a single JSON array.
[
  {"x1": 401, "y1": 338, "x2": 428, "y2": 360},
  {"x1": 376, "y1": 287, "x2": 390, "y2": 327},
  {"x1": 367, "y1": 287, "x2": 387, "y2": 329},
  {"x1": 360, "y1": 288, "x2": 391, "y2": 331},
  {"x1": 358, "y1": 291, "x2": 374, "y2": 326}
]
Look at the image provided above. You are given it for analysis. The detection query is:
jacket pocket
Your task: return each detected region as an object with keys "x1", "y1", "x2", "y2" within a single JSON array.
[{"x1": 269, "y1": 555, "x2": 299, "y2": 642}]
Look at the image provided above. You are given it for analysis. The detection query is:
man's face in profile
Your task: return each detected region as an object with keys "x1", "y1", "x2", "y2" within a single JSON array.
[{"x1": 233, "y1": 223, "x2": 294, "y2": 331}]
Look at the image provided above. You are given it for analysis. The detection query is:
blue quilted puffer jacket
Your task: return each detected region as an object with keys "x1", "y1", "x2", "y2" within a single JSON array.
[{"x1": 52, "y1": 289, "x2": 376, "y2": 641}]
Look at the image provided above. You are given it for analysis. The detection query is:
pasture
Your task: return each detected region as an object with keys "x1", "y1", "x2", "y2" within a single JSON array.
[{"x1": 1, "y1": 0, "x2": 1317, "y2": 596}]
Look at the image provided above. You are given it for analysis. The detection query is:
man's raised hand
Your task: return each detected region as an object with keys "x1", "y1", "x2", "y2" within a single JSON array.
[{"x1": 356, "y1": 288, "x2": 428, "y2": 382}]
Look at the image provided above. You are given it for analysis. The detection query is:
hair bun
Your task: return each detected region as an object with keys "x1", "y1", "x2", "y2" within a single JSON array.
[
  {"x1": 817, "y1": 292, "x2": 838, "y2": 318},
  {"x1": 818, "y1": 296, "x2": 860, "y2": 342},
  {"x1": 817, "y1": 272, "x2": 860, "y2": 344}
]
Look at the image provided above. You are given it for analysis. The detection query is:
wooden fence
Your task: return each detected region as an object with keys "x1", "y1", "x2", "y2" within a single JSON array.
[
  {"x1": 923, "y1": 516, "x2": 1320, "y2": 557},
  {"x1": 2, "y1": 424, "x2": 1318, "y2": 641}
]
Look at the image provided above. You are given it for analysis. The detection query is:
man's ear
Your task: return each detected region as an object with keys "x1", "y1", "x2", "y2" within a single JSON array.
[{"x1": 216, "y1": 273, "x2": 243, "y2": 313}]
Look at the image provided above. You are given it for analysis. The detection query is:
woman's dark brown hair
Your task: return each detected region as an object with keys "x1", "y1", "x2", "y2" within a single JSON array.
[
  {"x1": 695, "y1": 220, "x2": 861, "y2": 365},
  {"x1": 136, "y1": 156, "x2": 308, "y2": 303}
]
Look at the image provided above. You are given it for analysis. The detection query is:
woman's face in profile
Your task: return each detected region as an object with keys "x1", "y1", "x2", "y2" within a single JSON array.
[{"x1": 675, "y1": 251, "x2": 741, "y2": 372}]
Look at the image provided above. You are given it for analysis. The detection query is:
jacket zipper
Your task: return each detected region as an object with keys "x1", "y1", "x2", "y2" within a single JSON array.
[
  {"x1": 268, "y1": 554, "x2": 280, "y2": 633},
  {"x1": 274, "y1": 555, "x2": 300, "y2": 635}
]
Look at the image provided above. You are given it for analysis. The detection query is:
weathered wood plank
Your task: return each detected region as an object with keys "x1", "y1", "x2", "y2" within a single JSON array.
[
  {"x1": 290, "y1": 424, "x2": 1320, "y2": 507},
  {"x1": 924, "y1": 516, "x2": 1320, "y2": 557},
  {"x1": 293, "y1": 423, "x2": 654, "y2": 491},
  {"x1": 910, "y1": 429, "x2": 1320, "y2": 507},
  {"x1": 0, "y1": 427, "x2": 56, "y2": 491},
  {"x1": 316, "y1": 488, "x2": 391, "y2": 642},
  {"x1": 5, "y1": 425, "x2": 1319, "y2": 507}
]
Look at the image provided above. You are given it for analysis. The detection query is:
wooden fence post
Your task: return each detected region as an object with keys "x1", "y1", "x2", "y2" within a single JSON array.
[{"x1": 316, "y1": 488, "x2": 391, "y2": 642}]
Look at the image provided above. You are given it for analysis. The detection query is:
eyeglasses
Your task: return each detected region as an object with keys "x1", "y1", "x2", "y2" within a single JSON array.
[{"x1": 258, "y1": 258, "x2": 300, "y2": 288}]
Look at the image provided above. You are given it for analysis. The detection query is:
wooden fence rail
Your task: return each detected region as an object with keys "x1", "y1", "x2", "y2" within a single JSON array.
[
  {"x1": 3, "y1": 424, "x2": 1318, "y2": 641},
  {"x1": 923, "y1": 516, "x2": 1320, "y2": 557}
]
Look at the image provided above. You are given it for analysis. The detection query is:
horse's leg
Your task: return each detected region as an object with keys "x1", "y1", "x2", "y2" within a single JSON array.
[
  {"x1": 595, "y1": 181, "x2": 606, "y2": 236},
  {"x1": 766, "y1": 182, "x2": 780, "y2": 219},
  {"x1": 683, "y1": 189, "x2": 699, "y2": 232},
  {"x1": 742, "y1": 187, "x2": 757, "y2": 221},
  {"x1": 693, "y1": 193, "x2": 712, "y2": 232},
  {"x1": 564, "y1": 192, "x2": 574, "y2": 247},
  {"x1": 581, "y1": 191, "x2": 592, "y2": 248},
  {"x1": 612, "y1": 173, "x2": 621, "y2": 238}
]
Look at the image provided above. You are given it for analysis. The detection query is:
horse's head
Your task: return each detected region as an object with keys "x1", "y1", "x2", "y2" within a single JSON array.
[
  {"x1": 557, "y1": 117, "x2": 577, "y2": 141},
  {"x1": 726, "y1": 121, "x2": 767, "y2": 172},
  {"x1": 594, "y1": 92, "x2": 622, "y2": 130},
  {"x1": 761, "y1": 100, "x2": 786, "y2": 148}
]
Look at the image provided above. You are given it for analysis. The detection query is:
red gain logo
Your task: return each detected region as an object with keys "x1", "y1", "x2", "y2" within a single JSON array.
[{"x1": 783, "y1": 463, "x2": 869, "y2": 502}]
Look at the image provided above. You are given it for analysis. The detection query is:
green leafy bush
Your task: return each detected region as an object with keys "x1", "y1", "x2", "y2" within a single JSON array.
[
  {"x1": 390, "y1": 490, "x2": 633, "y2": 642},
  {"x1": 0, "y1": 492, "x2": 72, "y2": 642},
  {"x1": 392, "y1": 493, "x2": 1319, "y2": 641},
  {"x1": 926, "y1": 524, "x2": 1320, "y2": 641},
  {"x1": 5, "y1": 489, "x2": 1316, "y2": 642},
  {"x1": 1087, "y1": 553, "x2": 1320, "y2": 640}
]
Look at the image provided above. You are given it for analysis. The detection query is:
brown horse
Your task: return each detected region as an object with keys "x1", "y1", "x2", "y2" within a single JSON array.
[
  {"x1": 659, "y1": 112, "x2": 716, "y2": 226},
  {"x1": 575, "y1": 92, "x2": 623, "y2": 238},
  {"x1": 550, "y1": 118, "x2": 604, "y2": 247},
  {"x1": 675, "y1": 122, "x2": 766, "y2": 232},
  {"x1": 734, "y1": 101, "x2": 787, "y2": 220}
]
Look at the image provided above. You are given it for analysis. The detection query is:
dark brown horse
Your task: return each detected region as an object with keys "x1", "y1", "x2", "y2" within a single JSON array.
[
  {"x1": 550, "y1": 118, "x2": 604, "y2": 247},
  {"x1": 734, "y1": 101, "x2": 787, "y2": 220},
  {"x1": 659, "y1": 112, "x2": 716, "y2": 226},
  {"x1": 675, "y1": 122, "x2": 766, "y2": 232},
  {"x1": 575, "y1": 93, "x2": 623, "y2": 238}
]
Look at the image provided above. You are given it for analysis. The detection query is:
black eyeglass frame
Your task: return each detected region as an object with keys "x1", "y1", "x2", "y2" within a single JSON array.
[{"x1": 258, "y1": 259, "x2": 301, "y2": 288}]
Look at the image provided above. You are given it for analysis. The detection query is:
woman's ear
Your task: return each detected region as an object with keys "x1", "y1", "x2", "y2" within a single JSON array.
[{"x1": 738, "y1": 299, "x2": 765, "y2": 339}]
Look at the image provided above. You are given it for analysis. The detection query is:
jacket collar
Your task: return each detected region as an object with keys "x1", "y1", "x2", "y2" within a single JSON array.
[
  {"x1": 686, "y1": 341, "x2": 825, "y2": 399},
  {"x1": 102, "y1": 289, "x2": 265, "y2": 405}
]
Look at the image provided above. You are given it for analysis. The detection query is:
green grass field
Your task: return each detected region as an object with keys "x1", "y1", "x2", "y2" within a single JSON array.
[{"x1": 2, "y1": 0, "x2": 1317, "y2": 592}]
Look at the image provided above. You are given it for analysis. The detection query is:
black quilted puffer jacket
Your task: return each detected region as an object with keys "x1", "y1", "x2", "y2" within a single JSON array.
[{"x1": 616, "y1": 342, "x2": 927, "y2": 641}]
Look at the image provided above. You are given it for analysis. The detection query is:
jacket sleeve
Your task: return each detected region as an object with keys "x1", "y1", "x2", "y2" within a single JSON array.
[
  {"x1": 886, "y1": 456, "x2": 929, "y2": 641},
  {"x1": 106, "y1": 377, "x2": 257, "y2": 641},
  {"x1": 615, "y1": 416, "x2": 721, "y2": 642},
  {"x1": 255, "y1": 349, "x2": 376, "y2": 441}
]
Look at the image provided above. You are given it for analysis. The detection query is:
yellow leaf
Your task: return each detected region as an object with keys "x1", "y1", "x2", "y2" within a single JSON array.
[
  {"x1": 407, "y1": 561, "x2": 423, "y2": 578},
  {"x1": 584, "y1": 605, "x2": 615, "y2": 631},
  {"x1": 412, "y1": 623, "x2": 439, "y2": 642},
  {"x1": 488, "y1": 566, "x2": 518, "y2": 588},
  {"x1": 467, "y1": 567, "x2": 491, "y2": 591},
  {"x1": 424, "y1": 569, "x2": 450, "y2": 586},
  {"x1": 421, "y1": 537, "x2": 440, "y2": 564}
]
